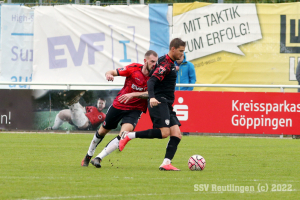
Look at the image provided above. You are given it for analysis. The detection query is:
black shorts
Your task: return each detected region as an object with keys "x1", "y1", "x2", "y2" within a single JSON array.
[
  {"x1": 148, "y1": 101, "x2": 181, "y2": 129},
  {"x1": 102, "y1": 105, "x2": 143, "y2": 130}
]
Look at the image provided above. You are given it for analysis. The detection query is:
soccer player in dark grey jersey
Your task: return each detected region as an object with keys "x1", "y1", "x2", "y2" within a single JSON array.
[{"x1": 119, "y1": 38, "x2": 186, "y2": 171}]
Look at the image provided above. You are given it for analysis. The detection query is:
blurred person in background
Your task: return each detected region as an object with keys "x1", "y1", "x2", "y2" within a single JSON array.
[
  {"x1": 46, "y1": 93, "x2": 106, "y2": 131},
  {"x1": 175, "y1": 52, "x2": 196, "y2": 91},
  {"x1": 175, "y1": 52, "x2": 196, "y2": 136}
]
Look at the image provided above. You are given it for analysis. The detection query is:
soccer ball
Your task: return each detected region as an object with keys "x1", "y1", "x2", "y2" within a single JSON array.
[{"x1": 188, "y1": 155, "x2": 206, "y2": 171}]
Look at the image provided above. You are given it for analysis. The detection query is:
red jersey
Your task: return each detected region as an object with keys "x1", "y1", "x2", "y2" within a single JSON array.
[
  {"x1": 85, "y1": 106, "x2": 106, "y2": 129},
  {"x1": 113, "y1": 63, "x2": 149, "y2": 113}
]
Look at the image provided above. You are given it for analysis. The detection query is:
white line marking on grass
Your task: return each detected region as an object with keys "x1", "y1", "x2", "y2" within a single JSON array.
[
  {"x1": 17, "y1": 192, "x2": 193, "y2": 200},
  {"x1": 17, "y1": 189, "x2": 300, "y2": 200},
  {"x1": 1, "y1": 132, "x2": 294, "y2": 139},
  {"x1": 0, "y1": 132, "x2": 82, "y2": 135},
  {"x1": 2, "y1": 176, "x2": 300, "y2": 183},
  {"x1": 0, "y1": 176, "x2": 64, "y2": 180}
]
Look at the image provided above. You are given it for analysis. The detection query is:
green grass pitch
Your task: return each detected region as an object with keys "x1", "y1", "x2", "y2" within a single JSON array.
[{"x1": 0, "y1": 132, "x2": 299, "y2": 200}]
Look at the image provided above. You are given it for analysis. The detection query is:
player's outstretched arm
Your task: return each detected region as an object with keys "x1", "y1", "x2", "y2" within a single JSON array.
[
  {"x1": 118, "y1": 92, "x2": 148, "y2": 104},
  {"x1": 136, "y1": 92, "x2": 149, "y2": 99},
  {"x1": 105, "y1": 70, "x2": 118, "y2": 81}
]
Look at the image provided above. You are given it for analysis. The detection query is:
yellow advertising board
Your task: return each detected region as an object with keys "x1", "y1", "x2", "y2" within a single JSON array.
[{"x1": 173, "y1": 3, "x2": 300, "y2": 92}]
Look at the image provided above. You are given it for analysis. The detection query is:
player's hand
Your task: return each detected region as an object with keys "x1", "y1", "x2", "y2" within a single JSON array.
[
  {"x1": 118, "y1": 93, "x2": 134, "y2": 104},
  {"x1": 149, "y1": 98, "x2": 161, "y2": 108},
  {"x1": 106, "y1": 73, "x2": 114, "y2": 81}
]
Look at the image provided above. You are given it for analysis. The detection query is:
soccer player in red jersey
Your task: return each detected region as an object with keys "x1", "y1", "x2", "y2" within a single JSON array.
[
  {"x1": 119, "y1": 38, "x2": 186, "y2": 171},
  {"x1": 84, "y1": 101, "x2": 106, "y2": 129},
  {"x1": 81, "y1": 50, "x2": 158, "y2": 168},
  {"x1": 48, "y1": 96, "x2": 106, "y2": 130}
]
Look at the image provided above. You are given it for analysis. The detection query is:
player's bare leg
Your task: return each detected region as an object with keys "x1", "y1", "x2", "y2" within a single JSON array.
[
  {"x1": 159, "y1": 127, "x2": 171, "y2": 138},
  {"x1": 91, "y1": 123, "x2": 134, "y2": 168},
  {"x1": 57, "y1": 110, "x2": 72, "y2": 122},
  {"x1": 45, "y1": 110, "x2": 71, "y2": 130}
]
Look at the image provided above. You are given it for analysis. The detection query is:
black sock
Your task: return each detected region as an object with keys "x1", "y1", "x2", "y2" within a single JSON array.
[
  {"x1": 165, "y1": 136, "x2": 181, "y2": 160},
  {"x1": 95, "y1": 131, "x2": 104, "y2": 147},
  {"x1": 95, "y1": 131, "x2": 104, "y2": 139},
  {"x1": 136, "y1": 129, "x2": 162, "y2": 139}
]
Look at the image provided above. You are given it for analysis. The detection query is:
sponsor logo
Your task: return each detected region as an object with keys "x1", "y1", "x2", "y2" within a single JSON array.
[
  {"x1": 280, "y1": 15, "x2": 300, "y2": 54},
  {"x1": 158, "y1": 66, "x2": 166, "y2": 74},
  {"x1": 165, "y1": 119, "x2": 170, "y2": 125},
  {"x1": 280, "y1": 15, "x2": 300, "y2": 81},
  {"x1": 131, "y1": 83, "x2": 146, "y2": 91},
  {"x1": 173, "y1": 97, "x2": 188, "y2": 121},
  {"x1": 47, "y1": 33, "x2": 104, "y2": 69}
]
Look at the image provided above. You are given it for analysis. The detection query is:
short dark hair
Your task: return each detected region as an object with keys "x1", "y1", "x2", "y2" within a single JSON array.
[
  {"x1": 145, "y1": 50, "x2": 158, "y2": 57},
  {"x1": 98, "y1": 98, "x2": 106, "y2": 103},
  {"x1": 169, "y1": 38, "x2": 186, "y2": 50}
]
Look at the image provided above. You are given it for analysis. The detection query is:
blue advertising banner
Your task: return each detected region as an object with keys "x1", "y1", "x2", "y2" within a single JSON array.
[{"x1": 0, "y1": 5, "x2": 34, "y2": 89}]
